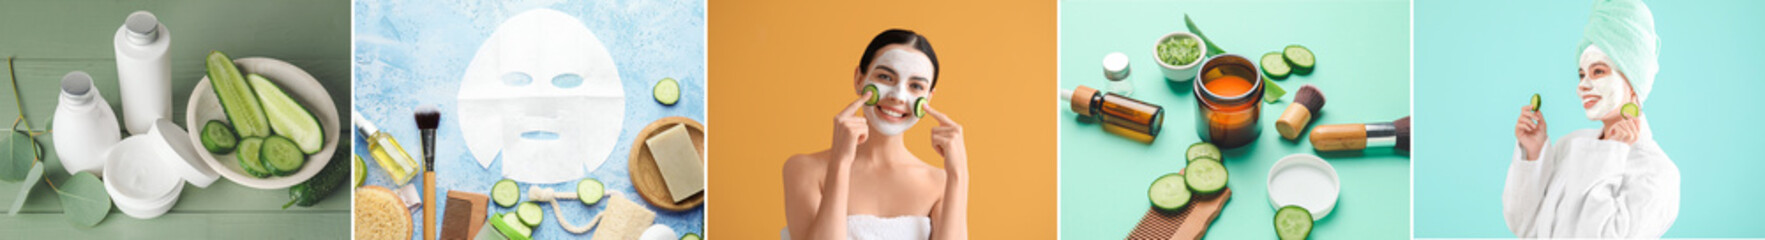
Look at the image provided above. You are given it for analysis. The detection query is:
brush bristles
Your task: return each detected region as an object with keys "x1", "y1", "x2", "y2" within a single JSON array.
[
  {"x1": 1394, "y1": 116, "x2": 1411, "y2": 151},
  {"x1": 414, "y1": 105, "x2": 440, "y2": 129},
  {"x1": 1294, "y1": 84, "x2": 1325, "y2": 114}
]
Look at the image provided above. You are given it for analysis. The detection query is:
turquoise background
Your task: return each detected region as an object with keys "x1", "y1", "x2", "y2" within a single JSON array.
[
  {"x1": 1059, "y1": 0, "x2": 1410, "y2": 239},
  {"x1": 353, "y1": 0, "x2": 705, "y2": 239},
  {"x1": 1414, "y1": 0, "x2": 1765, "y2": 238}
]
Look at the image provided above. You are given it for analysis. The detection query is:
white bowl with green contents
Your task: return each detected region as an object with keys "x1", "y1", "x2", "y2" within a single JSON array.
[
  {"x1": 185, "y1": 57, "x2": 340, "y2": 189},
  {"x1": 1154, "y1": 32, "x2": 1207, "y2": 82}
]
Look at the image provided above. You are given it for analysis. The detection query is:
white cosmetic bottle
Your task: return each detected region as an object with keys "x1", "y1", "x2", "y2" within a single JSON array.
[
  {"x1": 53, "y1": 71, "x2": 122, "y2": 175},
  {"x1": 113, "y1": 10, "x2": 171, "y2": 135}
]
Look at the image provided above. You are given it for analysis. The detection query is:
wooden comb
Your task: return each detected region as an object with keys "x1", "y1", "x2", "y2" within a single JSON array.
[{"x1": 1126, "y1": 187, "x2": 1232, "y2": 240}]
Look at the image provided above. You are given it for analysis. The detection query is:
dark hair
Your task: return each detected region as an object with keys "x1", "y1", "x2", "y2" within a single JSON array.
[{"x1": 858, "y1": 29, "x2": 940, "y2": 90}]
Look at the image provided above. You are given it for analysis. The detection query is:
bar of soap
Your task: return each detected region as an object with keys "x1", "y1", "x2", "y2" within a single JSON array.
[
  {"x1": 443, "y1": 191, "x2": 490, "y2": 240},
  {"x1": 646, "y1": 123, "x2": 704, "y2": 202}
]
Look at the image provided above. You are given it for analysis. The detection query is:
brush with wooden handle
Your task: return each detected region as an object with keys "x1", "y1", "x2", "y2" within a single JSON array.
[{"x1": 415, "y1": 105, "x2": 440, "y2": 240}]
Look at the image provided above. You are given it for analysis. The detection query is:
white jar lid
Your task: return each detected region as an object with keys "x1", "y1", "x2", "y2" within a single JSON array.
[
  {"x1": 147, "y1": 119, "x2": 220, "y2": 188},
  {"x1": 1266, "y1": 154, "x2": 1340, "y2": 220},
  {"x1": 104, "y1": 137, "x2": 181, "y2": 202},
  {"x1": 1102, "y1": 52, "x2": 1131, "y2": 80}
]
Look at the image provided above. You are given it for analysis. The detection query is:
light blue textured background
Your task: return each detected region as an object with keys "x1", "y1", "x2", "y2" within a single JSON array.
[
  {"x1": 1414, "y1": 0, "x2": 1765, "y2": 238},
  {"x1": 352, "y1": 0, "x2": 705, "y2": 239}
]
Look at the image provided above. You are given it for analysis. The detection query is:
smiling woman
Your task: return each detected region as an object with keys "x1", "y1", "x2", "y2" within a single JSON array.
[{"x1": 778, "y1": 29, "x2": 971, "y2": 240}]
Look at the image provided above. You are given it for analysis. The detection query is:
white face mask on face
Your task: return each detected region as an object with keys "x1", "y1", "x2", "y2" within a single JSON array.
[
  {"x1": 861, "y1": 48, "x2": 933, "y2": 136},
  {"x1": 1579, "y1": 45, "x2": 1630, "y2": 120}
]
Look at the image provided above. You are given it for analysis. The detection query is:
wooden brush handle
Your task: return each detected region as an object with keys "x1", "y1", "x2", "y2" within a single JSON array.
[{"x1": 424, "y1": 172, "x2": 436, "y2": 240}]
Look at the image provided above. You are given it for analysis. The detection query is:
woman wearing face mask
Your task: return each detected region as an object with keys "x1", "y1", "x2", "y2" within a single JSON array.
[
  {"x1": 1505, "y1": 0, "x2": 1679, "y2": 238},
  {"x1": 781, "y1": 29, "x2": 968, "y2": 240}
]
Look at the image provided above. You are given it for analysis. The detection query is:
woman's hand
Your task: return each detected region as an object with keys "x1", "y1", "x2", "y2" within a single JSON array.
[
  {"x1": 832, "y1": 91, "x2": 874, "y2": 161},
  {"x1": 924, "y1": 104, "x2": 967, "y2": 173},
  {"x1": 1515, "y1": 105, "x2": 1548, "y2": 161},
  {"x1": 1602, "y1": 115, "x2": 1640, "y2": 144}
]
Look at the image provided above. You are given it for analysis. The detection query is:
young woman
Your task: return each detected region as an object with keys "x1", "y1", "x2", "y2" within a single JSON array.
[
  {"x1": 1506, "y1": 0, "x2": 1678, "y2": 237},
  {"x1": 782, "y1": 29, "x2": 969, "y2": 240}
]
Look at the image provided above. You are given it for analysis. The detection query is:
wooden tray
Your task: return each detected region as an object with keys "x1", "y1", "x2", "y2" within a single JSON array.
[
  {"x1": 628, "y1": 116, "x2": 706, "y2": 211},
  {"x1": 1127, "y1": 187, "x2": 1232, "y2": 240}
]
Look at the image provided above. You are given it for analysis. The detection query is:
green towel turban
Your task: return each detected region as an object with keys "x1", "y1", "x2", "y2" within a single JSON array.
[{"x1": 1578, "y1": 0, "x2": 1659, "y2": 103}]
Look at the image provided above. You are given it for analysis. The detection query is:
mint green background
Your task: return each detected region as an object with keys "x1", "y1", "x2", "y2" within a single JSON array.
[
  {"x1": 1413, "y1": 0, "x2": 1765, "y2": 238},
  {"x1": 0, "y1": 0, "x2": 350, "y2": 238},
  {"x1": 1059, "y1": 0, "x2": 1410, "y2": 239}
]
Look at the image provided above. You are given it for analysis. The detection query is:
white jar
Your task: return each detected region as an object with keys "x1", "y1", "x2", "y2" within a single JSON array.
[
  {"x1": 114, "y1": 10, "x2": 171, "y2": 135},
  {"x1": 52, "y1": 71, "x2": 122, "y2": 175}
]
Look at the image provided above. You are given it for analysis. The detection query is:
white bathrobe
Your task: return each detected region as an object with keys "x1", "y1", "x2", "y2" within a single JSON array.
[{"x1": 1504, "y1": 121, "x2": 1679, "y2": 238}]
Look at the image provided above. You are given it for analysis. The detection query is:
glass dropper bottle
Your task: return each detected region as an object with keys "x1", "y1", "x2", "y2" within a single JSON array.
[
  {"x1": 353, "y1": 110, "x2": 421, "y2": 186},
  {"x1": 1061, "y1": 85, "x2": 1164, "y2": 143}
]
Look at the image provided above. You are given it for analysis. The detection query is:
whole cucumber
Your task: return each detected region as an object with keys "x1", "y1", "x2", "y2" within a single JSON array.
[{"x1": 284, "y1": 154, "x2": 347, "y2": 208}]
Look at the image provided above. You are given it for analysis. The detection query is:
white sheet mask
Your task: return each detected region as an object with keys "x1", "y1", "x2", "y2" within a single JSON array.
[
  {"x1": 861, "y1": 49, "x2": 933, "y2": 136},
  {"x1": 458, "y1": 9, "x2": 624, "y2": 183},
  {"x1": 1579, "y1": 45, "x2": 1630, "y2": 120}
]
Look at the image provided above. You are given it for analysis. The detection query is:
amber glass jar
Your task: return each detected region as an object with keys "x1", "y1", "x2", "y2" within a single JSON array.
[{"x1": 1192, "y1": 54, "x2": 1264, "y2": 149}]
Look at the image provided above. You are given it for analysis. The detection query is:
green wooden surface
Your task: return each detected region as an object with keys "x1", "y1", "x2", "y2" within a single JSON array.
[{"x1": 0, "y1": 0, "x2": 350, "y2": 238}]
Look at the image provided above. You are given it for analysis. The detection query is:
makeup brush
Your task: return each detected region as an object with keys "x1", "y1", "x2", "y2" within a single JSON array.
[
  {"x1": 1309, "y1": 116, "x2": 1411, "y2": 152},
  {"x1": 414, "y1": 105, "x2": 440, "y2": 240},
  {"x1": 1276, "y1": 84, "x2": 1326, "y2": 140}
]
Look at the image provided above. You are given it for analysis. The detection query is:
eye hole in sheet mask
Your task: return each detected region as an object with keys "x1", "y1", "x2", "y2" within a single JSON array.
[
  {"x1": 502, "y1": 72, "x2": 533, "y2": 86},
  {"x1": 552, "y1": 73, "x2": 584, "y2": 88}
]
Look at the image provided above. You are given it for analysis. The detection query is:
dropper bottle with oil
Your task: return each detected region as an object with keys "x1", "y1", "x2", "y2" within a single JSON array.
[
  {"x1": 354, "y1": 110, "x2": 421, "y2": 186},
  {"x1": 1061, "y1": 85, "x2": 1165, "y2": 143}
]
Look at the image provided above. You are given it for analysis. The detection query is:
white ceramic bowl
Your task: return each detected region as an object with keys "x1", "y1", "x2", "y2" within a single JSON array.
[
  {"x1": 185, "y1": 57, "x2": 340, "y2": 189},
  {"x1": 1154, "y1": 32, "x2": 1207, "y2": 82},
  {"x1": 1266, "y1": 154, "x2": 1340, "y2": 220}
]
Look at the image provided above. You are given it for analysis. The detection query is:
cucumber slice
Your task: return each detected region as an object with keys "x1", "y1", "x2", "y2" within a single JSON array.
[
  {"x1": 498, "y1": 212, "x2": 532, "y2": 239},
  {"x1": 353, "y1": 154, "x2": 365, "y2": 188},
  {"x1": 1147, "y1": 173, "x2": 1191, "y2": 212},
  {"x1": 863, "y1": 84, "x2": 880, "y2": 105},
  {"x1": 517, "y1": 202, "x2": 543, "y2": 227},
  {"x1": 578, "y1": 178, "x2": 604, "y2": 205},
  {"x1": 260, "y1": 135, "x2": 306, "y2": 176},
  {"x1": 654, "y1": 77, "x2": 680, "y2": 106},
  {"x1": 237, "y1": 137, "x2": 270, "y2": 178},
  {"x1": 247, "y1": 73, "x2": 324, "y2": 154},
  {"x1": 493, "y1": 179, "x2": 519, "y2": 207},
  {"x1": 682, "y1": 233, "x2": 701, "y2": 240},
  {"x1": 913, "y1": 97, "x2": 928, "y2": 118},
  {"x1": 1621, "y1": 103, "x2": 1639, "y2": 118},
  {"x1": 200, "y1": 120, "x2": 239, "y2": 154},
  {"x1": 1284, "y1": 44, "x2": 1316, "y2": 72},
  {"x1": 1275, "y1": 205, "x2": 1313, "y2": 240},
  {"x1": 1531, "y1": 93, "x2": 1542, "y2": 111},
  {"x1": 206, "y1": 51, "x2": 271, "y2": 138},
  {"x1": 1260, "y1": 52, "x2": 1290, "y2": 79},
  {"x1": 1185, "y1": 142, "x2": 1221, "y2": 162},
  {"x1": 1184, "y1": 159, "x2": 1228, "y2": 194}
]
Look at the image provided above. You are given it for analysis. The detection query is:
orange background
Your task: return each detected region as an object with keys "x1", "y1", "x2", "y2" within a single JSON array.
[{"x1": 707, "y1": 0, "x2": 1057, "y2": 238}]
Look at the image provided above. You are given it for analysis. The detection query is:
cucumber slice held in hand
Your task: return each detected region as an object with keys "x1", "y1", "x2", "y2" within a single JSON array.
[
  {"x1": 1274, "y1": 205, "x2": 1314, "y2": 240},
  {"x1": 1148, "y1": 173, "x2": 1192, "y2": 212},
  {"x1": 654, "y1": 77, "x2": 681, "y2": 106},
  {"x1": 913, "y1": 97, "x2": 928, "y2": 118},
  {"x1": 1284, "y1": 44, "x2": 1316, "y2": 74},
  {"x1": 1531, "y1": 93, "x2": 1542, "y2": 111},
  {"x1": 863, "y1": 84, "x2": 880, "y2": 105},
  {"x1": 517, "y1": 202, "x2": 543, "y2": 227},
  {"x1": 578, "y1": 178, "x2": 604, "y2": 205},
  {"x1": 1261, "y1": 52, "x2": 1291, "y2": 79},
  {"x1": 494, "y1": 179, "x2": 520, "y2": 207},
  {"x1": 1186, "y1": 142, "x2": 1221, "y2": 162},
  {"x1": 200, "y1": 120, "x2": 239, "y2": 154},
  {"x1": 248, "y1": 73, "x2": 325, "y2": 154},
  {"x1": 1184, "y1": 159, "x2": 1228, "y2": 194},
  {"x1": 260, "y1": 135, "x2": 306, "y2": 176},
  {"x1": 1621, "y1": 103, "x2": 1640, "y2": 118}
]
